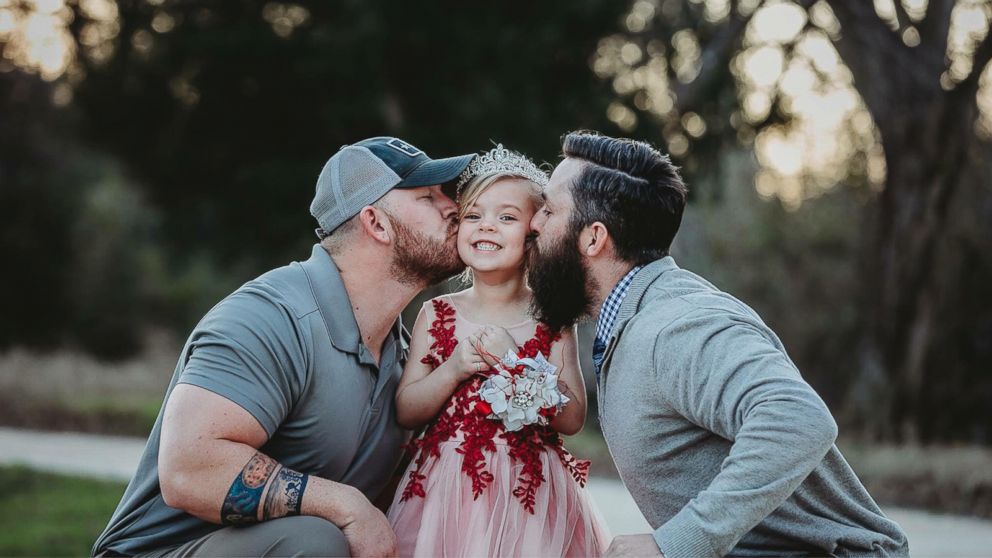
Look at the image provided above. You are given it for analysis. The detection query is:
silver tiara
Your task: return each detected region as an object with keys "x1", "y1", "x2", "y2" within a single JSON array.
[{"x1": 454, "y1": 144, "x2": 549, "y2": 192}]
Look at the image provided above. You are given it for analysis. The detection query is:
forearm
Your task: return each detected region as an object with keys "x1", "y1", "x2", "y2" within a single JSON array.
[
  {"x1": 301, "y1": 476, "x2": 373, "y2": 526},
  {"x1": 395, "y1": 360, "x2": 464, "y2": 428},
  {"x1": 161, "y1": 440, "x2": 368, "y2": 528},
  {"x1": 651, "y1": 318, "x2": 841, "y2": 557},
  {"x1": 160, "y1": 437, "x2": 260, "y2": 523},
  {"x1": 655, "y1": 397, "x2": 837, "y2": 557}
]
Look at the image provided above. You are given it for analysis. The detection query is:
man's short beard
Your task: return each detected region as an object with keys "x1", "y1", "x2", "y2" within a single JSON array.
[
  {"x1": 388, "y1": 214, "x2": 465, "y2": 287},
  {"x1": 527, "y1": 225, "x2": 599, "y2": 332}
]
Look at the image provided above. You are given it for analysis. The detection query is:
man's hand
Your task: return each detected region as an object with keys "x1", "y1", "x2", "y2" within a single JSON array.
[
  {"x1": 338, "y1": 496, "x2": 397, "y2": 557},
  {"x1": 604, "y1": 534, "x2": 665, "y2": 557}
]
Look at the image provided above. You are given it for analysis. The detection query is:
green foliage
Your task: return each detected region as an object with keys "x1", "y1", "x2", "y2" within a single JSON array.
[
  {"x1": 0, "y1": 70, "x2": 77, "y2": 350},
  {"x1": 0, "y1": 467, "x2": 125, "y2": 556},
  {"x1": 68, "y1": 156, "x2": 159, "y2": 358},
  {"x1": 69, "y1": 0, "x2": 627, "y2": 270},
  {"x1": 1, "y1": 71, "x2": 244, "y2": 356},
  {"x1": 2, "y1": 1, "x2": 630, "y2": 358}
]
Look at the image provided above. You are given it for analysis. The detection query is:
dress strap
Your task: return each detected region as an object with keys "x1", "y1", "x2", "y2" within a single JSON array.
[{"x1": 420, "y1": 298, "x2": 458, "y2": 370}]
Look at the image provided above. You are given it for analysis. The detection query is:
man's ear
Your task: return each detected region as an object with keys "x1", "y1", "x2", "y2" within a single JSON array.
[
  {"x1": 579, "y1": 222, "x2": 612, "y2": 258},
  {"x1": 358, "y1": 206, "x2": 392, "y2": 245}
]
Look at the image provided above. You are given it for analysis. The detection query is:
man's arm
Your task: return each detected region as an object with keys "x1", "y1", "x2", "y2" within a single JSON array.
[
  {"x1": 650, "y1": 315, "x2": 838, "y2": 558},
  {"x1": 159, "y1": 384, "x2": 396, "y2": 556}
]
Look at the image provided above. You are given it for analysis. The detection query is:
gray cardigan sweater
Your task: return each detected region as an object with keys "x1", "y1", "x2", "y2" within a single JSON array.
[{"x1": 597, "y1": 257, "x2": 909, "y2": 557}]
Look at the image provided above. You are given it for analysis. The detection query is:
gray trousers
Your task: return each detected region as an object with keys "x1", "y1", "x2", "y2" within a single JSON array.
[{"x1": 138, "y1": 516, "x2": 350, "y2": 557}]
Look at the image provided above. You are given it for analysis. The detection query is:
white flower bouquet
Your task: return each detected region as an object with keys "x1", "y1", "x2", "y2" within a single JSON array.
[{"x1": 477, "y1": 350, "x2": 570, "y2": 431}]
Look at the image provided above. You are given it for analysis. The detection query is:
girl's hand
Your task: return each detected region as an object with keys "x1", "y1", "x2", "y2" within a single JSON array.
[
  {"x1": 450, "y1": 332, "x2": 490, "y2": 381},
  {"x1": 476, "y1": 326, "x2": 519, "y2": 367}
]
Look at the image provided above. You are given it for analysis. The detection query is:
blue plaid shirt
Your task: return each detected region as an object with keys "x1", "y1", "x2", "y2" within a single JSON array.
[{"x1": 592, "y1": 265, "x2": 643, "y2": 379}]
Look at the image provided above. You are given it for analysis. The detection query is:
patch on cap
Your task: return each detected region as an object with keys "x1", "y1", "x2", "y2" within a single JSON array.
[{"x1": 386, "y1": 138, "x2": 423, "y2": 157}]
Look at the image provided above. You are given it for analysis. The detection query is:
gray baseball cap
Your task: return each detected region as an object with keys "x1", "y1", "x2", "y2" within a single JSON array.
[{"x1": 310, "y1": 137, "x2": 474, "y2": 234}]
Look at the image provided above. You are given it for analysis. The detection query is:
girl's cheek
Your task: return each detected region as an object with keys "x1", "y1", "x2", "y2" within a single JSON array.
[{"x1": 456, "y1": 228, "x2": 472, "y2": 257}]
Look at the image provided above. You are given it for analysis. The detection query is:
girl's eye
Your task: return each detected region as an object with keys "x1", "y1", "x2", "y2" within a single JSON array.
[
  {"x1": 463, "y1": 213, "x2": 480, "y2": 220},
  {"x1": 500, "y1": 215, "x2": 517, "y2": 222}
]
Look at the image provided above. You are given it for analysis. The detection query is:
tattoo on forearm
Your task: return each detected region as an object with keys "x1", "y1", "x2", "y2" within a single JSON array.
[
  {"x1": 220, "y1": 452, "x2": 278, "y2": 525},
  {"x1": 262, "y1": 467, "x2": 310, "y2": 520}
]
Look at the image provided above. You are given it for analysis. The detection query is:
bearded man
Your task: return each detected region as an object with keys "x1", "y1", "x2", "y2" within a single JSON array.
[
  {"x1": 527, "y1": 131, "x2": 909, "y2": 558},
  {"x1": 93, "y1": 137, "x2": 472, "y2": 558}
]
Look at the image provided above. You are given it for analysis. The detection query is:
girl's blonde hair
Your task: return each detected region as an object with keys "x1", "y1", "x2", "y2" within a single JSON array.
[{"x1": 456, "y1": 172, "x2": 545, "y2": 284}]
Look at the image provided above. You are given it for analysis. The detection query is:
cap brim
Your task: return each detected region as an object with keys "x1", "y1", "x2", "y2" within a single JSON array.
[{"x1": 397, "y1": 153, "x2": 474, "y2": 190}]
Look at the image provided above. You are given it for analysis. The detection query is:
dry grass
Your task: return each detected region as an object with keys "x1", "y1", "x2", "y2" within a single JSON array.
[
  {"x1": 0, "y1": 333, "x2": 177, "y2": 435},
  {"x1": 839, "y1": 441, "x2": 992, "y2": 518}
]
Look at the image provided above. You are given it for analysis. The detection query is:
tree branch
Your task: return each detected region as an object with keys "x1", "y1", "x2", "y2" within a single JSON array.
[
  {"x1": 668, "y1": 0, "x2": 773, "y2": 113},
  {"x1": 824, "y1": 0, "x2": 919, "y2": 120},
  {"x1": 918, "y1": 0, "x2": 955, "y2": 74},
  {"x1": 891, "y1": 0, "x2": 913, "y2": 33}
]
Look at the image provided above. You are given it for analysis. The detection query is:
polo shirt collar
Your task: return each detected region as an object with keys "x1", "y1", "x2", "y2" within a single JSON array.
[{"x1": 299, "y1": 244, "x2": 403, "y2": 359}]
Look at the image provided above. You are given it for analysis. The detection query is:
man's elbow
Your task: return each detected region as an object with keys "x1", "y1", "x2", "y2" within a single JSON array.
[
  {"x1": 809, "y1": 404, "x2": 839, "y2": 450},
  {"x1": 159, "y1": 455, "x2": 197, "y2": 511},
  {"x1": 159, "y1": 475, "x2": 189, "y2": 510}
]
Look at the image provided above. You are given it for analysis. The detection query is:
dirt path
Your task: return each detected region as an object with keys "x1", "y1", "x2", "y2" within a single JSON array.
[{"x1": 2, "y1": 427, "x2": 989, "y2": 556}]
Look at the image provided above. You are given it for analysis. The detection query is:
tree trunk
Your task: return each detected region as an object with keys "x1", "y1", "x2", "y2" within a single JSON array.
[
  {"x1": 855, "y1": 123, "x2": 992, "y2": 443},
  {"x1": 827, "y1": 0, "x2": 992, "y2": 442}
]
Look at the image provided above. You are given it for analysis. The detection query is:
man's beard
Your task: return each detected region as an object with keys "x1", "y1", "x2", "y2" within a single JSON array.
[
  {"x1": 527, "y1": 226, "x2": 599, "y2": 332},
  {"x1": 389, "y1": 216, "x2": 465, "y2": 287}
]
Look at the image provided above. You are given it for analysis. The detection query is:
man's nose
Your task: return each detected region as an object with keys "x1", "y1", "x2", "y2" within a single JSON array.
[
  {"x1": 530, "y1": 210, "x2": 545, "y2": 234},
  {"x1": 436, "y1": 189, "x2": 458, "y2": 220}
]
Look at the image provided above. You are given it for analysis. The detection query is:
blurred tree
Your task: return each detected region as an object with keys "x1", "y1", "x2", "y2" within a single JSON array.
[
  {"x1": 0, "y1": 68, "x2": 75, "y2": 350},
  {"x1": 63, "y1": 0, "x2": 624, "y2": 273},
  {"x1": 600, "y1": 0, "x2": 992, "y2": 442},
  {"x1": 672, "y1": 150, "x2": 866, "y2": 409},
  {"x1": 0, "y1": 67, "x2": 153, "y2": 358}
]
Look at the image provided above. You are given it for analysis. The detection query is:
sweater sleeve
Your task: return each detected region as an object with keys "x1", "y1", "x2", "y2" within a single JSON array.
[{"x1": 651, "y1": 311, "x2": 838, "y2": 558}]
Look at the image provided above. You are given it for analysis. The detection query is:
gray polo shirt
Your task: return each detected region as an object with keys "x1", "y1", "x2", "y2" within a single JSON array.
[{"x1": 93, "y1": 245, "x2": 411, "y2": 556}]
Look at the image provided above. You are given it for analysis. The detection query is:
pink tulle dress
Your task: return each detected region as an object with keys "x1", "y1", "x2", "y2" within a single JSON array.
[{"x1": 387, "y1": 296, "x2": 611, "y2": 557}]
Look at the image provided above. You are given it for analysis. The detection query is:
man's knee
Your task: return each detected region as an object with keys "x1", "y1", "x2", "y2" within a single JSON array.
[{"x1": 271, "y1": 516, "x2": 350, "y2": 557}]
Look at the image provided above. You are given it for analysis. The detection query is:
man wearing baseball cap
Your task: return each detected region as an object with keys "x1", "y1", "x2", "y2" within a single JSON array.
[{"x1": 94, "y1": 137, "x2": 474, "y2": 558}]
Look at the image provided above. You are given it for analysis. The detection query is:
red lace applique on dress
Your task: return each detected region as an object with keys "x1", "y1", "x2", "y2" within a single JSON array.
[{"x1": 399, "y1": 298, "x2": 591, "y2": 513}]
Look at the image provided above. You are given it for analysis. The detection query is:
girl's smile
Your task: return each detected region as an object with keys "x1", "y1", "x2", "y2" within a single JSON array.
[{"x1": 457, "y1": 177, "x2": 537, "y2": 273}]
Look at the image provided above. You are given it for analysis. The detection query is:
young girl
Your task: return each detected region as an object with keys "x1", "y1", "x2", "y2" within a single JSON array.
[{"x1": 387, "y1": 145, "x2": 611, "y2": 557}]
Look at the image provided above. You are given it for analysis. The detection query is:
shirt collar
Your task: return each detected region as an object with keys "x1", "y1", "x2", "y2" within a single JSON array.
[
  {"x1": 595, "y1": 265, "x2": 644, "y2": 343},
  {"x1": 298, "y1": 244, "x2": 403, "y2": 362}
]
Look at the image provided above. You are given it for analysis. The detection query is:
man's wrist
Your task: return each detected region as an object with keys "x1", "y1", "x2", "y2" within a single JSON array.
[{"x1": 300, "y1": 478, "x2": 367, "y2": 527}]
